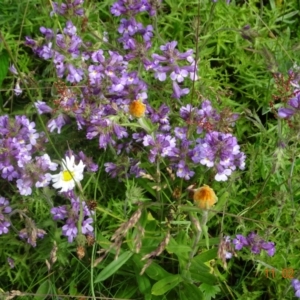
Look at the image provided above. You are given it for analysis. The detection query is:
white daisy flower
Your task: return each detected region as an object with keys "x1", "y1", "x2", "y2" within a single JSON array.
[{"x1": 51, "y1": 155, "x2": 85, "y2": 192}]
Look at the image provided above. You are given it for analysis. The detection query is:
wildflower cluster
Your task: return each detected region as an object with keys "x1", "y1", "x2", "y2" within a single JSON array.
[
  {"x1": 2, "y1": 0, "x2": 246, "y2": 250},
  {"x1": 21, "y1": 0, "x2": 245, "y2": 184},
  {"x1": 233, "y1": 232, "x2": 275, "y2": 256},
  {"x1": 0, "y1": 112, "x2": 95, "y2": 245}
]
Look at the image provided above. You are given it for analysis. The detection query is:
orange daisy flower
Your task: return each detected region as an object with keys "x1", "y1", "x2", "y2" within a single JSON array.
[
  {"x1": 193, "y1": 184, "x2": 218, "y2": 210},
  {"x1": 129, "y1": 99, "x2": 146, "y2": 118}
]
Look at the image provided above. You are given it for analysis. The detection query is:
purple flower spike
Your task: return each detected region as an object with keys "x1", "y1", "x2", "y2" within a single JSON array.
[
  {"x1": 191, "y1": 131, "x2": 246, "y2": 181},
  {"x1": 51, "y1": 193, "x2": 94, "y2": 243},
  {"x1": 233, "y1": 232, "x2": 275, "y2": 257}
]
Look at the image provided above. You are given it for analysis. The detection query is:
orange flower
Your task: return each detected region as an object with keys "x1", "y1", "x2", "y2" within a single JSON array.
[
  {"x1": 193, "y1": 184, "x2": 217, "y2": 210},
  {"x1": 129, "y1": 99, "x2": 146, "y2": 118}
]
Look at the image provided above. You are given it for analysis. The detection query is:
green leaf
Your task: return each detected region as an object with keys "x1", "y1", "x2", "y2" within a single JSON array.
[
  {"x1": 151, "y1": 274, "x2": 183, "y2": 296},
  {"x1": 0, "y1": 50, "x2": 9, "y2": 87},
  {"x1": 189, "y1": 258, "x2": 210, "y2": 273},
  {"x1": 179, "y1": 282, "x2": 204, "y2": 300},
  {"x1": 68, "y1": 281, "x2": 78, "y2": 297},
  {"x1": 190, "y1": 250, "x2": 218, "y2": 285},
  {"x1": 193, "y1": 248, "x2": 218, "y2": 263},
  {"x1": 94, "y1": 251, "x2": 133, "y2": 283},
  {"x1": 33, "y1": 280, "x2": 51, "y2": 300},
  {"x1": 144, "y1": 261, "x2": 172, "y2": 280},
  {"x1": 136, "y1": 273, "x2": 151, "y2": 294},
  {"x1": 166, "y1": 237, "x2": 191, "y2": 256},
  {"x1": 190, "y1": 271, "x2": 218, "y2": 285},
  {"x1": 199, "y1": 283, "x2": 221, "y2": 300}
]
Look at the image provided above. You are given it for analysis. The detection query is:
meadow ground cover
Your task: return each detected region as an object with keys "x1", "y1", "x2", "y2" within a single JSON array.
[{"x1": 0, "y1": 0, "x2": 300, "y2": 299}]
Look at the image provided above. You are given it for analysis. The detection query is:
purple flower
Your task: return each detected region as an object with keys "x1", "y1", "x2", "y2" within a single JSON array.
[
  {"x1": 0, "y1": 197, "x2": 12, "y2": 214},
  {"x1": 14, "y1": 81, "x2": 22, "y2": 96},
  {"x1": 278, "y1": 93, "x2": 300, "y2": 119},
  {"x1": 233, "y1": 234, "x2": 248, "y2": 250},
  {"x1": 40, "y1": 27, "x2": 54, "y2": 39},
  {"x1": 172, "y1": 81, "x2": 189, "y2": 99},
  {"x1": 191, "y1": 131, "x2": 245, "y2": 181},
  {"x1": 82, "y1": 218, "x2": 94, "y2": 234},
  {"x1": 0, "y1": 114, "x2": 57, "y2": 194},
  {"x1": 34, "y1": 101, "x2": 53, "y2": 114},
  {"x1": 51, "y1": 2, "x2": 68, "y2": 15},
  {"x1": 51, "y1": 206, "x2": 68, "y2": 220},
  {"x1": 51, "y1": 193, "x2": 94, "y2": 243},
  {"x1": 91, "y1": 50, "x2": 105, "y2": 63},
  {"x1": 170, "y1": 67, "x2": 189, "y2": 83},
  {"x1": 88, "y1": 65, "x2": 104, "y2": 86},
  {"x1": 175, "y1": 160, "x2": 195, "y2": 180},
  {"x1": 9, "y1": 64, "x2": 18, "y2": 75},
  {"x1": 292, "y1": 279, "x2": 300, "y2": 298},
  {"x1": 16, "y1": 177, "x2": 33, "y2": 196},
  {"x1": 292, "y1": 279, "x2": 300, "y2": 291},
  {"x1": 39, "y1": 43, "x2": 53, "y2": 60},
  {"x1": 111, "y1": 2, "x2": 126, "y2": 16},
  {"x1": 233, "y1": 232, "x2": 275, "y2": 257},
  {"x1": 0, "y1": 216, "x2": 10, "y2": 235},
  {"x1": 110, "y1": 0, "x2": 159, "y2": 16},
  {"x1": 48, "y1": 114, "x2": 70, "y2": 133},
  {"x1": 143, "y1": 133, "x2": 177, "y2": 163},
  {"x1": 19, "y1": 227, "x2": 46, "y2": 247},
  {"x1": 77, "y1": 151, "x2": 98, "y2": 172},
  {"x1": 261, "y1": 241, "x2": 276, "y2": 256},
  {"x1": 51, "y1": 0, "x2": 84, "y2": 16},
  {"x1": 68, "y1": 36, "x2": 82, "y2": 55},
  {"x1": 150, "y1": 41, "x2": 196, "y2": 98},
  {"x1": 129, "y1": 160, "x2": 145, "y2": 177},
  {"x1": 104, "y1": 162, "x2": 121, "y2": 178},
  {"x1": 66, "y1": 64, "x2": 84, "y2": 83},
  {"x1": 62, "y1": 219, "x2": 78, "y2": 243},
  {"x1": 148, "y1": 104, "x2": 170, "y2": 131},
  {"x1": 64, "y1": 21, "x2": 77, "y2": 36}
]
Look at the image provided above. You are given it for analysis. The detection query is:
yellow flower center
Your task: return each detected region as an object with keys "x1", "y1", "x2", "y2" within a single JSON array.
[
  {"x1": 129, "y1": 99, "x2": 146, "y2": 118},
  {"x1": 62, "y1": 170, "x2": 74, "y2": 181}
]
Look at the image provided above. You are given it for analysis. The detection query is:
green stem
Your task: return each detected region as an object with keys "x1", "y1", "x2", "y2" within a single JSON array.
[{"x1": 186, "y1": 210, "x2": 208, "y2": 271}]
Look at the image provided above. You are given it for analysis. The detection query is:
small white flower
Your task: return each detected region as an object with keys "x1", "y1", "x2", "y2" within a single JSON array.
[{"x1": 51, "y1": 155, "x2": 85, "y2": 192}]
